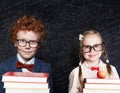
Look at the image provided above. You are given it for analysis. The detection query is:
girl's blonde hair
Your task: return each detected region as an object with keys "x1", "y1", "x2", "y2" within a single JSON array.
[{"x1": 78, "y1": 29, "x2": 112, "y2": 85}]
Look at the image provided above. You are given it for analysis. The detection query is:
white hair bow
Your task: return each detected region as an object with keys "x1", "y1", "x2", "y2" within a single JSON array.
[{"x1": 79, "y1": 34, "x2": 84, "y2": 41}]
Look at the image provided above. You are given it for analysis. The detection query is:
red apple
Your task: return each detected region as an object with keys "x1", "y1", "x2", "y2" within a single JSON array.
[{"x1": 97, "y1": 70, "x2": 107, "y2": 79}]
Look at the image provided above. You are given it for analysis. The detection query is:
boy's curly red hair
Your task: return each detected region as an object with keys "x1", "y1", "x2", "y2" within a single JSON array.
[{"x1": 10, "y1": 15, "x2": 46, "y2": 43}]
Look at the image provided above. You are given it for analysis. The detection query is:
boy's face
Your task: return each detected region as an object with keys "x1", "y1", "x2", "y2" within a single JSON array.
[{"x1": 14, "y1": 30, "x2": 40, "y2": 62}]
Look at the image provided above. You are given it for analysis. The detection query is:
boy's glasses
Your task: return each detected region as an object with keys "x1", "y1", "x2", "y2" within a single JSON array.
[
  {"x1": 17, "y1": 39, "x2": 39, "y2": 48},
  {"x1": 82, "y1": 44, "x2": 104, "y2": 53}
]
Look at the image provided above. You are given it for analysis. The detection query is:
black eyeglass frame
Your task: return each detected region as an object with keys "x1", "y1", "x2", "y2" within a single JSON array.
[
  {"x1": 16, "y1": 39, "x2": 39, "y2": 48},
  {"x1": 81, "y1": 44, "x2": 104, "y2": 53}
]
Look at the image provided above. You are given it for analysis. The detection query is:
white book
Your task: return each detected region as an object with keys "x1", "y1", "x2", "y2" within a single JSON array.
[
  {"x1": 4, "y1": 82, "x2": 49, "y2": 89},
  {"x1": 83, "y1": 88, "x2": 120, "y2": 93},
  {"x1": 5, "y1": 88, "x2": 49, "y2": 93},
  {"x1": 84, "y1": 83, "x2": 120, "y2": 89},
  {"x1": 84, "y1": 78, "x2": 120, "y2": 84}
]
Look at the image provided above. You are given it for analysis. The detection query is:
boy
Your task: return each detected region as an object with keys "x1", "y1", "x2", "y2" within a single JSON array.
[{"x1": 0, "y1": 15, "x2": 54, "y2": 93}]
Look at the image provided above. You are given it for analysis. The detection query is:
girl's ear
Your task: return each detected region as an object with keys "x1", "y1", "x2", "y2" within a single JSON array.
[{"x1": 102, "y1": 50, "x2": 105, "y2": 56}]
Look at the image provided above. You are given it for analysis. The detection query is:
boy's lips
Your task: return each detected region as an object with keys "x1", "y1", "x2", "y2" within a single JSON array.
[{"x1": 22, "y1": 51, "x2": 32, "y2": 54}]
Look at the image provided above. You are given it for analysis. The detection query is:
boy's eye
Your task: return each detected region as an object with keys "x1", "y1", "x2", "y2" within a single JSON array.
[
  {"x1": 30, "y1": 40, "x2": 38, "y2": 44},
  {"x1": 20, "y1": 39, "x2": 26, "y2": 42}
]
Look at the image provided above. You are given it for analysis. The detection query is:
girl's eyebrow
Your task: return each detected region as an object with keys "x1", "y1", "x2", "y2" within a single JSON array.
[{"x1": 83, "y1": 44, "x2": 101, "y2": 46}]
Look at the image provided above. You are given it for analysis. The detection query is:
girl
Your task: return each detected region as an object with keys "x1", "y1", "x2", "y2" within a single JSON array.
[{"x1": 69, "y1": 29, "x2": 119, "y2": 93}]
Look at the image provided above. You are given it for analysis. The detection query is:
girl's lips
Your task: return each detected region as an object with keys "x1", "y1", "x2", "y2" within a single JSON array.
[{"x1": 88, "y1": 54, "x2": 96, "y2": 57}]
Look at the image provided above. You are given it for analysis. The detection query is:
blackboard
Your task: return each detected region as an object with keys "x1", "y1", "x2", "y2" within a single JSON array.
[{"x1": 0, "y1": 0, "x2": 120, "y2": 93}]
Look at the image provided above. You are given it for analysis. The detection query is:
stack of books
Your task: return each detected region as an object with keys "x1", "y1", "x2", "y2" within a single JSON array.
[
  {"x1": 2, "y1": 72, "x2": 49, "y2": 93},
  {"x1": 83, "y1": 78, "x2": 120, "y2": 93}
]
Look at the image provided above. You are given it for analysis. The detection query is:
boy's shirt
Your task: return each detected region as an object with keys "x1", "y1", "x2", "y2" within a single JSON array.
[{"x1": 17, "y1": 53, "x2": 35, "y2": 72}]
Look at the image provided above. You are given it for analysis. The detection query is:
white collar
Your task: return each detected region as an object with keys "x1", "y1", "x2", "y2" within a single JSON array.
[
  {"x1": 17, "y1": 53, "x2": 35, "y2": 64},
  {"x1": 83, "y1": 60, "x2": 104, "y2": 68}
]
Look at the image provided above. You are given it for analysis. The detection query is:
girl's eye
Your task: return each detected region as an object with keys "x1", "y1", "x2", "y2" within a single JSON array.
[
  {"x1": 94, "y1": 45, "x2": 98, "y2": 48},
  {"x1": 85, "y1": 46, "x2": 90, "y2": 48}
]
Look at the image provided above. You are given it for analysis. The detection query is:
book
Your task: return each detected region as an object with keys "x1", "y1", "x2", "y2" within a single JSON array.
[
  {"x1": 84, "y1": 83, "x2": 120, "y2": 89},
  {"x1": 83, "y1": 88, "x2": 120, "y2": 93},
  {"x1": 4, "y1": 82, "x2": 49, "y2": 89},
  {"x1": 2, "y1": 72, "x2": 49, "y2": 83},
  {"x1": 5, "y1": 88, "x2": 49, "y2": 93},
  {"x1": 84, "y1": 78, "x2": 120, "y2": 84}
]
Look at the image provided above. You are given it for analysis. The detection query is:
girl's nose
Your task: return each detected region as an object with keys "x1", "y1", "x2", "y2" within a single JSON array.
[{"x1": 90, "y1": 47, "x2": 95, "y2": 52}]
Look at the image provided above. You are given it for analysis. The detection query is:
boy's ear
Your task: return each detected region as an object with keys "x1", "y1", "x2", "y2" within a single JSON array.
[
  {"x1": 37, "y1": 45, "x2": 40, "y2": 48},
  {"x1": 14, "y1": 42, "x2": 17, "y2": 47},
  {"x1": 14, "y1": 44, "x2": 17, "y2": 47}
]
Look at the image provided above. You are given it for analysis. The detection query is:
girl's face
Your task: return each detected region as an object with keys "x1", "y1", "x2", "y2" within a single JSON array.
[
  {"x1": 14, "y1": 31, "x2": 40, "y2": 62},
  {"x1": 82, "y1": 34, "x2": 103, "y2": 63}
]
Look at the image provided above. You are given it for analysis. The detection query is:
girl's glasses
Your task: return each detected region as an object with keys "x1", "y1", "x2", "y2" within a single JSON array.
[{"x1": 82, "y1": 44, "x2": 104, "y2": 53}]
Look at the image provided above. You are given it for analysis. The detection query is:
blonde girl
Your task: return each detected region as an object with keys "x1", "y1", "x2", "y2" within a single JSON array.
[{"x1": 69, "y1": 29, "x2": 119, "y2": 93}]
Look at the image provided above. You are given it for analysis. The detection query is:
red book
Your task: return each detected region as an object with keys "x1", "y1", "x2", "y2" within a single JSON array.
[{"x1": 2, "y1": 72, "x2": 49, "y2": 83}]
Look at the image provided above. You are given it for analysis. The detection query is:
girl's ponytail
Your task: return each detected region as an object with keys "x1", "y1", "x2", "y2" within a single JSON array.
[
  {"x1": 78, "y1": 62, "x2": 84, "y2": 88},
  {"x1": 103, "y1": 50, "x2": 112, "y2": 76}
]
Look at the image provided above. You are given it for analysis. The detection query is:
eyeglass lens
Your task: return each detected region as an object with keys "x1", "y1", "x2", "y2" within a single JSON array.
[
  {"x1": 17, "y1": 39, "x2": 39, "y2": 48},
  {"x1": 82, "y1": 44, "x2": 103, "y2": 53}
]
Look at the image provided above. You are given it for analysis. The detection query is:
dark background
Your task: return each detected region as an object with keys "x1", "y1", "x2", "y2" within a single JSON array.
[{"x1": 0, "y1": 0, "x2": 120, "y2": 93}]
